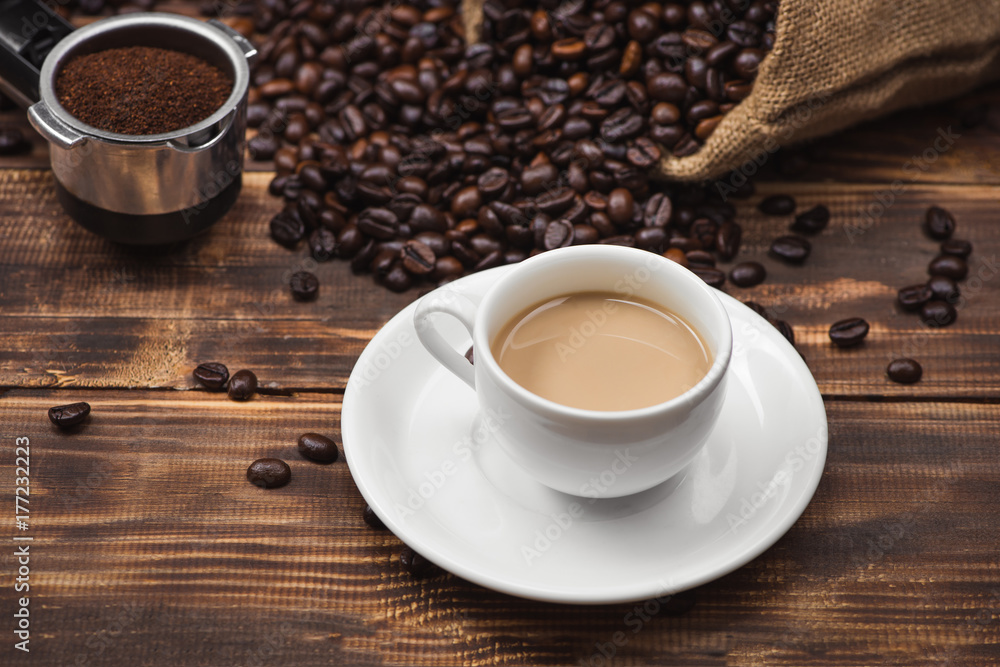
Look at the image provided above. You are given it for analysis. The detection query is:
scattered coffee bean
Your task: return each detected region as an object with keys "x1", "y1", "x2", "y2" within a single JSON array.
[
  {"x1": 897, "y1": 284, "x2": 933, "y2": 311},
  {"x1": 290, "y1": 271, "x2": 319, "y2": 301},
  {"x1": 769, "y1": 236, "x2": 811, "y2": 264},
  {"x1": 920, "y1": 300, "x2": 957, "y2": 327},
  {"x1": 48, "y1": 402, "x2": 91, "y2": 428},
  {"x1": 363, "y1": 505, "x2": 387, "y2": 530},
  {"x1": 759, "y1": 194, "x2": 796, "y2": 216},
  {"x1": 228, "y1": 369, "x2": 258, "y2": 400},
  {"x1": 790, "y1": 205, "x2": 829, "y2": 234},
  {"x1": 400, "y1": 546, "x2": 435, "y2": 577},
  {"x1": 939, "y1": 239, "x2": 972, "y2": 259},
  {"x1": 193, "y1": 362, "x2": 230, "y2": 390},
  {"x1": 247, "y1": 458, "x2": 291, "y2": 489},
  {"x1": 297, "y1": 433, "x2": 340, "y2": 464},
  {"x1": 729, "y1": 261, "x2": 766, "y2": 287},
  {"x1": 828, "y1": 317, "x2": 870, "y2": 347},
  {"x1": 926, "y1": 275, "x2": 960, "y2": 302},
  {"x1": 887, "y1": 358, "x2": 922, "y2": 384},
  {"x1": 924, "y1": 206, "x2": 956, "y2": 240},
  {"x1": 927, "y1": 254, "x2": 968, "y2": 280},
  {"x1": 465, "y1": 345, "x2": 474, "y2": 365}
]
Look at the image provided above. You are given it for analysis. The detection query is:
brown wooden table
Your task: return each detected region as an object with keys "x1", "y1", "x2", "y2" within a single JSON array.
[{"x1": 2, "y1": 15, "x2": 1000, "y2": 665}]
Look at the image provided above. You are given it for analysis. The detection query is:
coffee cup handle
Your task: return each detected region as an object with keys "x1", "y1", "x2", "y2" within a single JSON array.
[{"x1": 413, "y1": 290, "x2": 478, "y2": 390}]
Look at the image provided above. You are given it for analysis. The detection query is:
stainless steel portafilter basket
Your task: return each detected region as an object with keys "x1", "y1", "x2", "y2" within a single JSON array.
[{"x1": 0, "y1": 3, "x2": 257, "y2": 244}]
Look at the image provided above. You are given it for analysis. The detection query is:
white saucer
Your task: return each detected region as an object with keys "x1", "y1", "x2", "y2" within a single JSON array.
[{"x1": 343, "y1": 266, "x2": 827, "y2": 604}]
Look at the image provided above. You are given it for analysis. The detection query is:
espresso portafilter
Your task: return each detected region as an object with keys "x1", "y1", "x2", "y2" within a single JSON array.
[{"x1": 0, "y1": 1, "x2": 257, "y2": 244}]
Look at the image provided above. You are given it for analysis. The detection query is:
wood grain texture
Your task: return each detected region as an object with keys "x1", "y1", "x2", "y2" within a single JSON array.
[
  {"x1": 1, "y1": 391, "x2": 998, "y2": 666},
  {"x1": 1, "y1": 9, "x2": 999, "y2": 665},
  {"x1": 1, "y1": 171, "x2": 998, "y2": 397}
]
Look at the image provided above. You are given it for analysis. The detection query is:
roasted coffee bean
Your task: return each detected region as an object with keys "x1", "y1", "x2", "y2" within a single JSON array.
[
  {"x1": 0, "y1": 127, "x2": 29, "y2": 155},
  {"x1": 383, "y1": 263, "x2": 412, "y2": 292},
  {"x1": 662, "y1": 247, "x2": 688, "y2": 267},
  {"x1": 921, "y1": 300, "x2": 957, "y2": 327},
  {"x1": 270, "y1": 211, "x2": 306, "y2": 248},
  {"x1": 536, "y1": 188, "x2": 576, "y2": 216},
  {"x1": 769, "y1": 236, "x2": 811, "y2": 264},
  {"x1": 401, "y1": 240, "x2": 436, "y2": 274},
  {"x1": 644, "y1": 193, "x2": 673, "y2": 228},
  {"x1": 887, "y1": 358, "x2": 922, "y2": 384},
  {"x1": 897, "y1": 284, "x2": 933, "y2": 311},
  {"x1": 193, "y1": 362, "x2": 229, "y2": 390},
  {"x1": 926, "y1": 275, "x2": 960, "y2": 302},
  {"x1": 607, "y1": 188, "x2": 634, "y2": 225},
  {"x1": 477, "y1": 167, "x2": 509, "y2": 197},
  {"x1": 400, "y1": 546, "x2": 435, "y2": 577},
  {"x1": 730, "y1": 261, "x2": 766, "y2": 287},
  {"x1": 228, "y1": 369, "x2": 258, "y2": 400},
  {"x1": 634, "y1": 226, "x2": 666, "y2": 250},
  {"x1": 626, "y1": 137, "x2": 661, "y2": 168},
  {"x1": 672, "y1": 134, "x2": 700, "y2": 157},
  {"x1": 48, "y1": 402, "x2": 91, "y2": 428},
  {"x1": 773, "y1": 320, "x2": 795, "y2": 346},
  {"x1": 924, "y1": 206, "x2": 956, "y2": 240},
  {"x1": 290, "y1": 271, "x2": 319, "y2": 301},
  {"x1": 790, "y1": 205, "x2": 830, "y2": 234},
  {"x1": 309, "y1": 227, "x2": 338, "y2": 261},
  {"x1": 691, "y1": 266, "x2": 725, "y2": 288},
  {"x1": 828, "y1": 317, "x2": 870, "y2": 347},
  {"x1": 363, "y1": 505, "x2": 387, "y2": 530},
  {"x1": 247, "y1": 458, "x2": 291, "y2": 489},
  {"x1": 248, "y1": 134, "x2": 280, "y2": 160},
  {"x1": 715, "y1": 222, "x2": 741, "y2": 260},
  {"x1": 928, "y1": 254, "x2": 968, "y2": 280},
  {"x1": 543, "y1": 219, "x2": 574, "y2": 250},
  {"x1": 357, "y1": 208, "x2": 398, "y2": 239},
  {"x1": 297, "y1": 432, "x2": 340, "y2": 463},
  {"x1": 759, "y1": 194, "x2": 796, "y2": 216},
  {"x1": 685, "y1": 250, "x2": 716, "y2": 267},
  {"x1": 940, "y1": 239, "x2": 972, "y2": 259}
]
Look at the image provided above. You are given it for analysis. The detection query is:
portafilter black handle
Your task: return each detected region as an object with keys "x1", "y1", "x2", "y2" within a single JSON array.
[{"x1": 0, "y1": 0, "x2": 74, "y2": 106}]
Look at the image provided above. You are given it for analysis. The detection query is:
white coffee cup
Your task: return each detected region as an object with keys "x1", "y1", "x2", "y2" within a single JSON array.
[{"x1": 413, "y1": 245, "x2": 733, "y2": 498}]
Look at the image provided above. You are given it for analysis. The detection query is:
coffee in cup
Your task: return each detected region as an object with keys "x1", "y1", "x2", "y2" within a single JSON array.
[{"x1": 492, "y1": 291, "x2": 712, "y2": 411}]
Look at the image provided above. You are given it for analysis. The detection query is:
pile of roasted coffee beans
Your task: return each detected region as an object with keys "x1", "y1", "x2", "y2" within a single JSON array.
[
  {"x1": 247, "y1": 0, "x2": 776, "y2": 293},
  {"x1": 896, "y1": 205, "x2": 969, "y2": 329}
]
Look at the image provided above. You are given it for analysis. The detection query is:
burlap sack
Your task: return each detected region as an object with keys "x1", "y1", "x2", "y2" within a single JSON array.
[{"x1": 463, "y1": 0, "x2": 1000, "y2": 182}]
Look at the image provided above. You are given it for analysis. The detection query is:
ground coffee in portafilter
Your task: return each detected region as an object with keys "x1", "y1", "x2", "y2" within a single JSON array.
[{"x1": 55, "y1": 46, "x2": 232, "y2": 135}]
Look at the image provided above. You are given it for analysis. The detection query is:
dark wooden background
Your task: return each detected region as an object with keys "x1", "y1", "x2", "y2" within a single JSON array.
[{"x1": 2, "y1": 8, "x2": 1000, "y2": 666}]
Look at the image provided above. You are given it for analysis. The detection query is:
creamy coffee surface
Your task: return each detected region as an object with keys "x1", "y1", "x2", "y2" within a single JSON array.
[{"x1": 491, "y1": 292, "x2": 712, "y2": 411}]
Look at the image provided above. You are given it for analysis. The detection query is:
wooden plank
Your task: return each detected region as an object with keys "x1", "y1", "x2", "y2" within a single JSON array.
[
  {"x1": 1, "y1": 390, "x2": 997, "y2": 666},
  {"x1": 2, "y1": 171, "x2": 998, "y2": 397}
]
